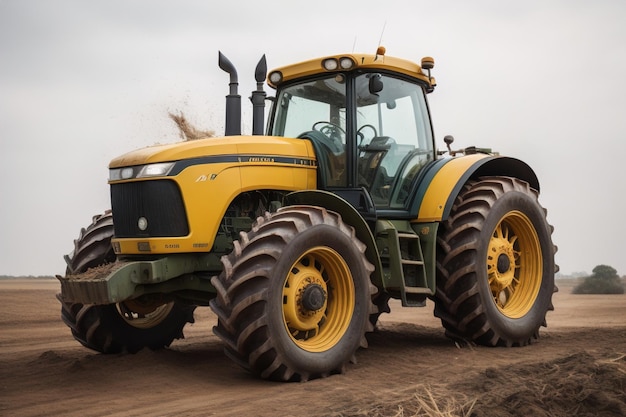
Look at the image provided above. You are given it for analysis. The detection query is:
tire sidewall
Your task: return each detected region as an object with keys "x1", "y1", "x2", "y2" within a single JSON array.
[
  {"x1": 475, "y1": 189, "x2": 555, "y2": 341},
  {"x1": 264, "y1": 224, "x2": 370, "y2": 374},
  {"x1": 87, "y1": 303, "x2": 193, "y2": 353}
]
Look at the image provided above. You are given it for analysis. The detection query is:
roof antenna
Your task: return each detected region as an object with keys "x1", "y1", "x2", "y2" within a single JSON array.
[
  {"x1": 352, "y1": 36, "x2": 357, "y2": 53},
  {"x1": 375, "y1": 21, "x2": 387, "y2": 60}
]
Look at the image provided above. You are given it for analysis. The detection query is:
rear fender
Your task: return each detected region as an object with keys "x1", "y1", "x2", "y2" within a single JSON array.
[{"x1": 413, "y1": 155, "x2": 539, "y2": 222}]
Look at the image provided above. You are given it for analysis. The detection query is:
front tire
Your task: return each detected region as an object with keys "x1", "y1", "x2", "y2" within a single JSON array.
[
  {"x1": 58, "y1": 211, "x2": 195, "y2": 353},
  {"x1": 210, "y1": 206, "x2": 376, "y2": 381},
  {"x1": 434, "y1": 177, "x2": 557, "y2": 346}
]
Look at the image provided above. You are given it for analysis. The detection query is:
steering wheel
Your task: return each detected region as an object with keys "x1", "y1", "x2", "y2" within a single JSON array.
[
  {"x1": 312, "y1": 121, "x2": 345, "y2": 153},
  {"x1": 313, "y1": 121, "x2": 345, "y2": 136},
  {"x1": 357, "y1": 124, "x2": 378, "y2": 145}
]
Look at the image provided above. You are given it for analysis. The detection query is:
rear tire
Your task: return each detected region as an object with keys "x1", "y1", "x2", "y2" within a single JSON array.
[
  {"x1": 210, "y1": 206, "x2": 376, "y2": 381},
  {"x1": 58, "y1": 211, "x2": 195, "y2": 353},
  {"x1": 434, "y1": 177, "x2": 556, "y2": 346}
]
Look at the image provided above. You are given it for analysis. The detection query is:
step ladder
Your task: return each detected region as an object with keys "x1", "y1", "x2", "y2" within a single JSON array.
[{"x1": 381, "y1": 227, "x2": 433, "y2": 307}]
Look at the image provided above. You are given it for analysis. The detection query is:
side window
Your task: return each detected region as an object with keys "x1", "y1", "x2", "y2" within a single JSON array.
[
  {"x1": 389, "y1": 152, "x2": 432, "y2": 208},
  {"x1": 355, "y1": 74, "x2": 434, "y2": 207},
  {"x1": 361, "y1": 95, "x2": 418, "y2": 151}
]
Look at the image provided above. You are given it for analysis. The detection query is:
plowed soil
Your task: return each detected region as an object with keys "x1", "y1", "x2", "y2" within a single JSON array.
[{"x1": 1, "y1": 279, "x2": 624, "y2": 417}]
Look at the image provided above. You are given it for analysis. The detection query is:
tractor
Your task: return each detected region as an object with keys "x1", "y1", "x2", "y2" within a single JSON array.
[{"x1": 57, "y1": 47, "x2": 557, "y2": 382}]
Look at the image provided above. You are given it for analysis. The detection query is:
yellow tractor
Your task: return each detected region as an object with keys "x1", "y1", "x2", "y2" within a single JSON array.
[{"x1": 58, "y1": 47, "x2": 557, "y2": 382}]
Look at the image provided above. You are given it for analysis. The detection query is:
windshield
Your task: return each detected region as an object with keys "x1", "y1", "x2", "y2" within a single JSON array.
[
  {"x1": 271, "y1": 75, "x2": 348, "y2": 186},
  {"x1": 271, "y1": 75, "x2": 347, "y2": 139}
]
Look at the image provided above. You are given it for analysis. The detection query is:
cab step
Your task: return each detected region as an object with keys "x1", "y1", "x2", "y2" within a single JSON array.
[{"x1": 376, "y1": 223, "x2": 435, "y2": 307}]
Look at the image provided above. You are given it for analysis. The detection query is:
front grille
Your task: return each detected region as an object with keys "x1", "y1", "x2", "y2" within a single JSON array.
[{"x1": 111, "y1": 180, "x2": 189, "y2": 238}]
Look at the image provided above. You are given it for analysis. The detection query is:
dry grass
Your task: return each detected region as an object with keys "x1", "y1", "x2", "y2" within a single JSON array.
[
  {"x1": 396, "y1": 386, "x2": 474, "y2": 417},
  {"x1": 169, "y1": 111, "x2": 214, "y2": 141},
  {"x1": 328, "y1": 385, "x2": 476, "y2": 417},
  {"x1": 404, "y1": 386, "x2": 476, "y2": 417}
]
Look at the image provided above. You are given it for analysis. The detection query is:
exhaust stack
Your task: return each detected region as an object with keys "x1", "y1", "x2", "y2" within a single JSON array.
[
  {"x1": 251, "y1": 55, "x2": 267, "y2": 135},
  {"x1": 218, "y1": 51, "x2": 241, "y2": 136}
]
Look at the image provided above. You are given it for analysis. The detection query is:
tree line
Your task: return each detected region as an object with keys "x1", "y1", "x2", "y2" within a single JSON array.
[
  {"x1": 573, "y1": 265, "x2": 625, "y2": 294},
  {"x1": 0, "y1": 275, "x2": 55, "y2": 280}
]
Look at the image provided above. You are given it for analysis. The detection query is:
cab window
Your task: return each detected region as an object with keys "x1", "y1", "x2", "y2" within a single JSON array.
[
  {"x1": 271, "y1": 76, "x2": 348, "y2": 187},
  {"x1": 355, "y1": 73, "x2": 434, "y2": 208}
]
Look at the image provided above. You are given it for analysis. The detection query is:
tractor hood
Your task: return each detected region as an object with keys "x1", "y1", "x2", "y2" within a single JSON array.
[{"x1": 108, "y1": 135, "x2": 316, "y2": 169}]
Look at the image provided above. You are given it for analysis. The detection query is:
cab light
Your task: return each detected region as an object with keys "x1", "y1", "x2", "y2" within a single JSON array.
[
  {"x1": 421, "y1": 56, "x2": 435, "y2": 70},
  {"x1": 322, "y1": 58, "x2": 339, "y2": 71},
  {"x1": 269, "y1": 71, "x2": 283, "y2": 84},
  {"x1": 339, "y1": 57, "x2": 355, "y2": 69}
]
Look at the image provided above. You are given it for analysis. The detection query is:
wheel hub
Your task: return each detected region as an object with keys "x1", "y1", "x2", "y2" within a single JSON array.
[
  {"x1": 489, "y1": 244, "x2": 515, "y2": 288},
  {"x1": 282, "y1": 259, "x2": 328, "y2": 332},
  {"x1": 487, "y1": 226, "x2": 517, "y2": 293},
  {"x1": 301, "y1": 283, "x2": 327, "y2": 312},
  {"x1": 497, "y1": 253, "x2": 511, "y2": 274}
]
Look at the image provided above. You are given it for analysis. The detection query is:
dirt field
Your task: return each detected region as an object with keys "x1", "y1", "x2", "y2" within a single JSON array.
[{"x1": 1, "y1": 279, "x2": 624, "y2": 417}]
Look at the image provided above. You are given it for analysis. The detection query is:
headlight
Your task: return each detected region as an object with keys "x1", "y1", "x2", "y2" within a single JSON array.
[
  {"x1": 137, "y1": 162, "x2": 175, "y2": 178},
  {"x1": 109, "y1": 167, "x2": 136, "y2": 181},
  {"x1": 109, "y1": 162, "x2": 175, "y2": 181}
]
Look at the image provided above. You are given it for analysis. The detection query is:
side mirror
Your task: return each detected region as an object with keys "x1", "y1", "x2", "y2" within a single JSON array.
[
  {"x1": 369, "y1": 73, "x2": 383, "y2": 94},
  {"x1": 444, "y1": 135, "x2": 455, "y2": 155}
]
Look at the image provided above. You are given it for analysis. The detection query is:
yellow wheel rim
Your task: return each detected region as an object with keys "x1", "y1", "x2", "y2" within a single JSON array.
[
  {"x1": 486, "y1": 211, "x2": 542, "y2": 318},
  {"x1": 116, "y1": 300, "x2": 174, "y2": 329},
  {"x1": 282, "y1": 246, "x2": 354, "y2": 352}
]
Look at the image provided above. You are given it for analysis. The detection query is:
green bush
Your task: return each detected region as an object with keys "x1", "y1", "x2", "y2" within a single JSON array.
[{"x1": 572, "y1": 265, "x2": 625, "y2": 294}]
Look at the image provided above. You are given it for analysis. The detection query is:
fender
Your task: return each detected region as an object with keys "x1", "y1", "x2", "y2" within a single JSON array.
[
  {"x1": 284, "y1": 190, "x2": 384, "y2": 289},
  {"x1": 412, "y1": 154, "x2": 540, "y2": 222}
]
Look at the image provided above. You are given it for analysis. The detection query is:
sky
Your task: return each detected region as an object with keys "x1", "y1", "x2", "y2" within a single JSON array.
[{"x1": 1, "y1": 0, "x2": 625, "y2": 277}]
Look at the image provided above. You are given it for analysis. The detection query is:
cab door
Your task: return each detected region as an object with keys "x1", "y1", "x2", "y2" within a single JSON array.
[{"x1": 354, "y1": 73, "x2": 436, "y2": 212}]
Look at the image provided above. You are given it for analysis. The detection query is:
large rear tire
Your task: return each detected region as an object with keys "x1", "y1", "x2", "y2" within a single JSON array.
[
  {"x1": 210, "y1": 206, "x2": 376, "y2": 381},
  {"x1": 58, "y1": 211, "x2": 195, "y2": 353},
  {"x1": 434, "y1": 177, "x2": 557, "y2": 347}
]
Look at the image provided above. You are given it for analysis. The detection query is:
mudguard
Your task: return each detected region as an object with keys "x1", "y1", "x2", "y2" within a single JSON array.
[
  {"x1": 284, "y1": 190, "x2": 384, "y2": 289},
  {"x1": 412, "y1": 154, "x2": 539, "y2": 222}
]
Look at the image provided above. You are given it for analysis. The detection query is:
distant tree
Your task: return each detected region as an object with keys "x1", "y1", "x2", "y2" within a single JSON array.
[{"x1": 573, "y1": 264, "x2": 625, "y2": 294}]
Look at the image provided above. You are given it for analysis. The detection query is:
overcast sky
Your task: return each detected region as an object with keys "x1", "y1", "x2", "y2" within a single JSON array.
[{"x1": 1, "y1": 0, "x2": 625, "y2": 277}]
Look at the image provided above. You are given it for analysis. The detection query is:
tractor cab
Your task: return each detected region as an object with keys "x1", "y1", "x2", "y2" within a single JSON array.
[{"x1": 266, "y1": 50, "x2": 437, "y2": 216}]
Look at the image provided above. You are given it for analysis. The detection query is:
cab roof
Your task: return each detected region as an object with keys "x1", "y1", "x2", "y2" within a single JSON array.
[{"x1": 267, "y1": 47, "x2": 436, "y2": 92}]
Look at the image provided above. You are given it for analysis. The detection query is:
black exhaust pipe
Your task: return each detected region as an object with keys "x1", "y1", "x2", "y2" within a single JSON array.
[
  {"x1": 218, "y1": 51, "x2": 241, "y2": 136},
  {"x1": 251, "y1": 55, "x2": 267, "y2": 135}
]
